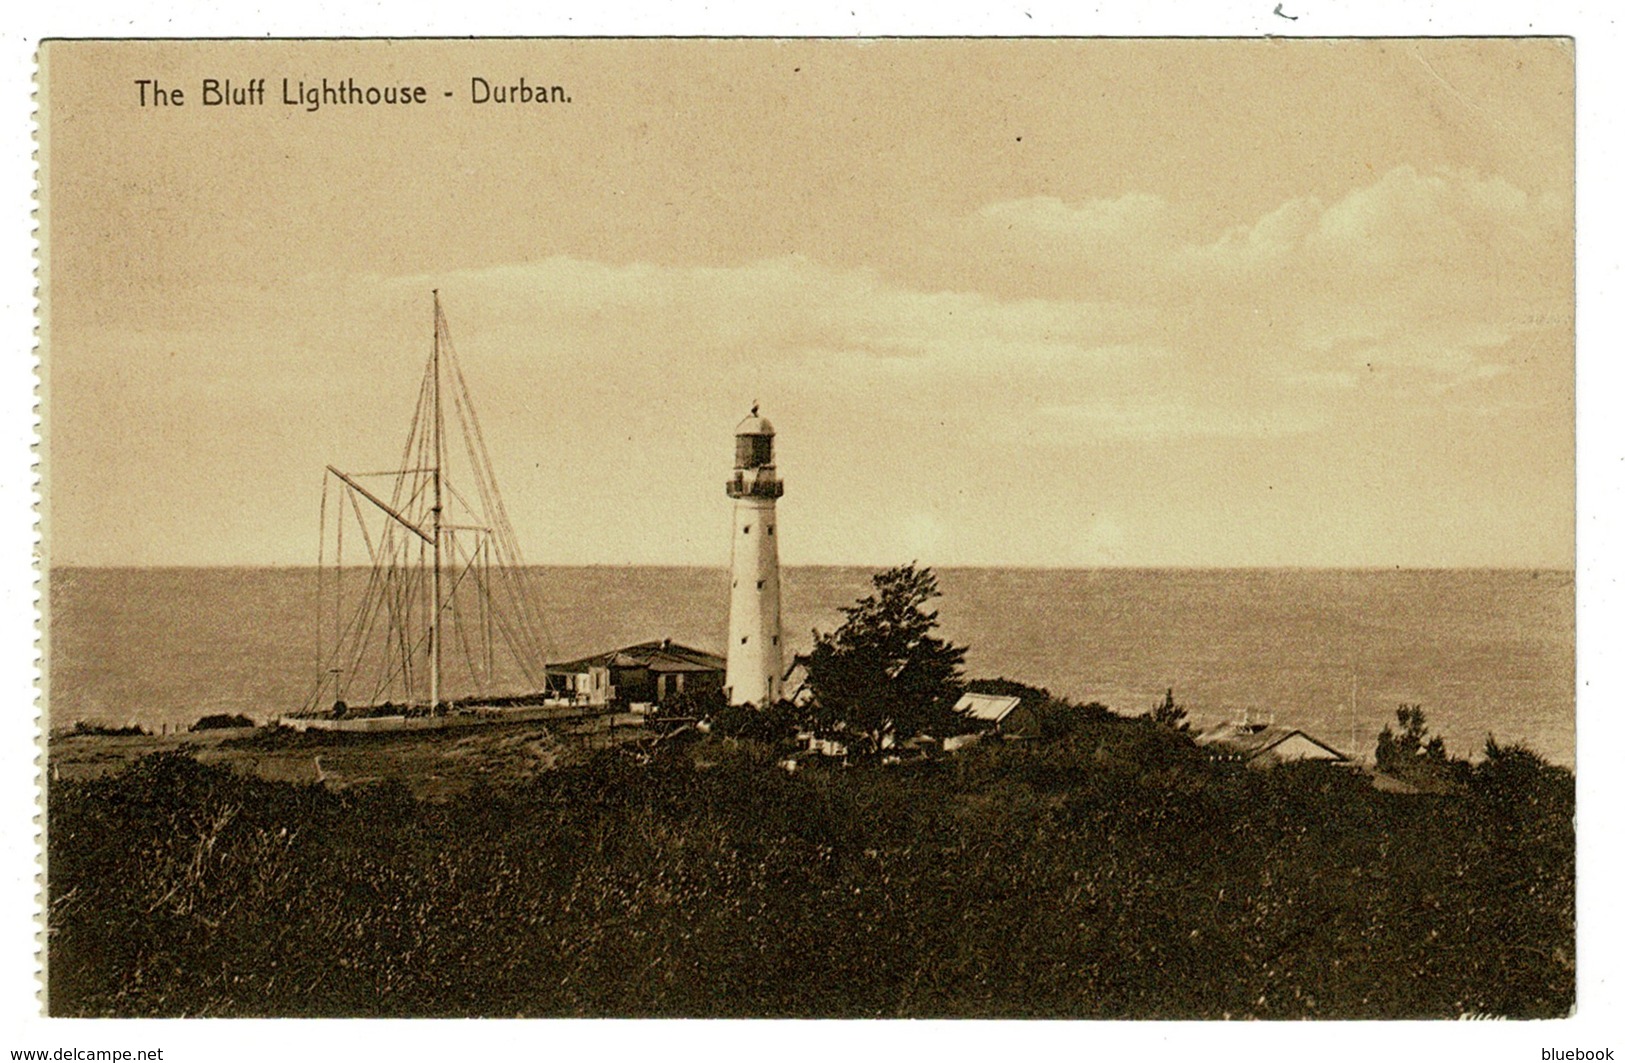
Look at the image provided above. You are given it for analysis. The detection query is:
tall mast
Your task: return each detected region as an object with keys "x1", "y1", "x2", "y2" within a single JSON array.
[
  {"x1": 1350, "y1": 669, "x2": 1358, "y2": 762},
  {"x1": 430, "y1": 290, "x2": 445, "y2": 711},
  {"x1": 310, "y1": 290, "x2": 555, "y2": 717}
]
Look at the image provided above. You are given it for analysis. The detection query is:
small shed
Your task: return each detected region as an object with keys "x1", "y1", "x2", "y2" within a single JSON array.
[{"x1": 953, "y1": 692, "x2": 1043, "y2": 740}]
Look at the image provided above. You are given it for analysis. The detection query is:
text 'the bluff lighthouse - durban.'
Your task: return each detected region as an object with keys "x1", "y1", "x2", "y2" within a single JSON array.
[{"x1": 133, "y1": 77, "x2": 571, "y2": 111}]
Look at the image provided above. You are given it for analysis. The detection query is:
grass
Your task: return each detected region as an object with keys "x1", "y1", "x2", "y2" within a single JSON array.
[{"x1": 46, "y1": 715, "x2": 1574, "y2": 1018}]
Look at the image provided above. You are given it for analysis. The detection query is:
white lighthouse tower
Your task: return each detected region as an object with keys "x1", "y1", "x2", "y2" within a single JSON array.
[{"x1": 725, "y1": 404, "x2": 784, "y2": 707}]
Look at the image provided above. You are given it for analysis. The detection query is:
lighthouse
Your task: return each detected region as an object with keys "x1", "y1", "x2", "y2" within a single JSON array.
[{"x1": 725, "y1": 404, "x2": 784, "y2": 707}]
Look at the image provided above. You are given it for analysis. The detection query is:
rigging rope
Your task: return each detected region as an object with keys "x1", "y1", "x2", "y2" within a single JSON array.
[
  {"x1": 314, "y1": 473, "x2": 328, "y2": 711},
  {"x1": 312, "y1": 296, "x2": 561, "y2": 712}
]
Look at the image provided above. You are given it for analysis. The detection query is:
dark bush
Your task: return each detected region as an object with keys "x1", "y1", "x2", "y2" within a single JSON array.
[
  {"x1": 1375, "y1": 704, "x2": 1469, "y2": 792},
  {"x1": 48, "y1": 729, "x2": 1573, "y2": 1019},
  {"x1": 707, "y1": 698, "x2": 801, "y2": 745},
  {"x1": 964, "y1": 676, "x2": 1113, "y2": 740},
  {"x1": 68, "y1": 721, "x2": 149, "y2": 737},
  {"x1": 191, "y1": 713, "x2": 256, "y2": 731}
]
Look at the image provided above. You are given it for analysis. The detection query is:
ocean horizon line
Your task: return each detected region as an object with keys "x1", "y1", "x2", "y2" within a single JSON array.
[{"x1": 45, "y1": 561, "x2": 1579, "y2": 575}]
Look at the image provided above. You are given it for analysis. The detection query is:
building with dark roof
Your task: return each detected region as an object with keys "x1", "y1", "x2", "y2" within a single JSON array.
[
  {"x1": 548, "y1": 639, "x2": 726, "y2": 707},
  {"x1": 1195, "y1": 719, "x2": 1349, "y2": 768}
]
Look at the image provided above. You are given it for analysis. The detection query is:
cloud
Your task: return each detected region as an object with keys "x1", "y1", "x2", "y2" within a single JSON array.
[
  {"x1": 1306, "y1": 165, "x2": 1550, "y2": 271},
  {"x1": 65, "y1": 163, "x2": 1565, "y2": 459},
  {"x1": 50, "y1": 163, "x2": 1571, "y2": 566},
  {"x1": 1038, "y1": 396, "x2": 1319, "y2": 442},
  {"x1": 63, "y1": 161, "x2": 1566, "y2": 395},
  {"x1": 966, "y1": 165, "x2": 1569, "y2": 400},
  {"x1": 976, "y1": 192, "x2": 1182, "y2": 265},
  {"x1": 452, "y1": 256, "x2": 1137, "y2": 355}
]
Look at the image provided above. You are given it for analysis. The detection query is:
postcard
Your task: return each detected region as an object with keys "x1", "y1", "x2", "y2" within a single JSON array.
[{"x1": 23, "y1": 31, "x2": 1600, "y2": 1054}]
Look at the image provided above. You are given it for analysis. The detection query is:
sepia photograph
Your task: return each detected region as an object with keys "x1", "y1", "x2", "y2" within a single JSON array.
[{"x1": 31, "y1": 33, "x2": 1583, "y2": 1028}]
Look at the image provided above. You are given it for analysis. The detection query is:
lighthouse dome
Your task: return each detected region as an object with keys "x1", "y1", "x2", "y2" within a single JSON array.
[{"x1": 736, "y1": 404, "x2": 775, "y2": 437}]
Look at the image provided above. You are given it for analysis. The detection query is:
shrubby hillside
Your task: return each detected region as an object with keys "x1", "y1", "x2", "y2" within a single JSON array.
[{"x1": 48, "y1": 714, "x2": 1574, "y2": 1018}]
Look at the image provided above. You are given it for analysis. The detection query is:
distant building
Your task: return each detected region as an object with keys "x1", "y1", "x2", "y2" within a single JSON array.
[
  {"x1": 1195, "y1": 719, "x2": 1349, "y2": 768},
  {"x1": 953, "y1": 692, "x2": 1043, "y2": 740},
  {"x1": 548, "y1": 640, "x2": 725, "y2": 707}
]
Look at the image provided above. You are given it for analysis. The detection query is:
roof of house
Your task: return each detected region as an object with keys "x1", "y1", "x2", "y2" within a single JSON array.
[
  {"x1": 1367, "y1": 769, "x2": 1422, "y2": 794},
  {"x1": 954, "y1": 692, "x2": 1023, "y2": 723},
  {"x1": 1195, "y1": 721, "x2": 1348, "y2": 761},
  {"x1": 551, "y1": 640, "x2": 726, "y2": 675}
]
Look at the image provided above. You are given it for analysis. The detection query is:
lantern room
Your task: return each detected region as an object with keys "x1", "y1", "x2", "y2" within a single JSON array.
[{"x1": 734, "y1": 404, "x2": 776, "y2": 469}]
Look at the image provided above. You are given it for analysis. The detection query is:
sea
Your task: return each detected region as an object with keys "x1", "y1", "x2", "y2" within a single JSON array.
[{"x1": 45, "y1": 566, "x2": 1576, "y2": 767}]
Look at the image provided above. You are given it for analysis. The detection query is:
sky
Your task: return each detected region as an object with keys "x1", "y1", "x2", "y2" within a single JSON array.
[{"x1": 40, "y1": 38, "x2": 1574, "y2": 568}]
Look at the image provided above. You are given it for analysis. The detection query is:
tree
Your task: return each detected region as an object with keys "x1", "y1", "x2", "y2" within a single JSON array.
[
  {"x1": 1473, "y1": 734, "x2": 1571, "y2": 819},
  {"x1": 804, "y1": 564, "x2": 967, "y2": 755},
  {"x1": 1148, "y1": 687, "x2": 1189, "y2": 731},
  {"x1": 659, "y1": 685, "x2": 728, "y2": 723},
  {"x1": 708, "y1": 698, "x2": 801, "y2": 745},
  {"x1": 1374, "y1": 703, "x2": 1464, "y2": 790},
  {"x1": 1375, "y1": 703, "x2": 1447, "y2": 771}
]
